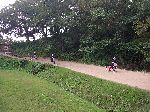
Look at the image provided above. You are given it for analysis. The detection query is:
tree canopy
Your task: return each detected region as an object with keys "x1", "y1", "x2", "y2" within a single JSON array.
[{"x1": 0, "y1": 0, "x2": 150, "y2": 70}]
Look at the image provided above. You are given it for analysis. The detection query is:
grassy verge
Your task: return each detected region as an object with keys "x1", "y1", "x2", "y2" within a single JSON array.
[
  {"x1": 0, "y1": 56, "x2": 150, "y2": 111},
  {"x1": 0, "y1": 70, "x2": 103, "y2": 112},
  {"x1": 37, "y1": 66, "x2": 150, "y2": 112}
]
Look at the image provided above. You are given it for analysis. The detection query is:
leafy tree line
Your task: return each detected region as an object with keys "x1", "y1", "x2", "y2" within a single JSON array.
[{"x1": 0, "y1": 0, "x2": 150, "y2": 71}]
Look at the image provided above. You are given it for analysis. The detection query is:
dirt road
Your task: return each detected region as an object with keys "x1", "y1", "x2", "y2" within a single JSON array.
[
  {"x1": 35, "y1": 57, "x2": 150, "y2": 91},
  {"x1": 0, "y1": 53, "x2": 150, "y2": 91}
]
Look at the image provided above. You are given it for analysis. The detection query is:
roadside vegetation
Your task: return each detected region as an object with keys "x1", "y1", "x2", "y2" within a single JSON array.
[
  {"x1": 0, "y1": 70, "x2": 102, "y2": 112},
  {"x1": 0, "y1": 0, "x2": 150, "y2": 111},
  {"x1": 0, "y1": 56, "x2": 150, "y2": 112},
  {"x1": 0, "y1": 0, "x2": 150, "y2": 71}
]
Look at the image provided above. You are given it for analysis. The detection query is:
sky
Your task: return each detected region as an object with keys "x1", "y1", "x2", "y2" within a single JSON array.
[
  {"x1": 0, "y1": 0, "x2": 16, "y2": 10},
  {"x1": 0, "y1": 0, "x2": 27, "y2": 41}
]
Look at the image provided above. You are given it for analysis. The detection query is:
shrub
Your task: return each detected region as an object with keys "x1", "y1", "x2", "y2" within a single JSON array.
[
  {"x1": 0, "y1": 56, "x2": 47, "y2": 74},
  {"x1": 31, "y1": 63, "x2": 46, "y2": 75}
]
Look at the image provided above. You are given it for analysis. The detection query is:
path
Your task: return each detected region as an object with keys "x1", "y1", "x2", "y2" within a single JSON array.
[
  {"x1": 0, "y1": 53, "x2": 150, "y2": 91},
  {"x1": 35, "y1": 57, "x2": 150, "y2": 91}
]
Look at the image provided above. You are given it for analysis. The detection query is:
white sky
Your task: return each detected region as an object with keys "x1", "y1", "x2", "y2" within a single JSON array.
[
  {"x1": 0, "y1": 0, "x2": 29, "y2": 41},
  {"x1": 0, "y1": 0, "x2": 17, "y2": 10},
  {"x1": 0, "y1": 0, "x2": 22, "y2": 41},
  {"x1": 0, "y1": 0, "x2": 41, "y2": 41}
]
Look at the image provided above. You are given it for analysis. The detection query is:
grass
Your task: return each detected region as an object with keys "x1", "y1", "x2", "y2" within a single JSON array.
[
  {"x1": 0, "y1": 70, "x2": 104, "y2": 112},
  {"x1": 37, "y1": 66, "x2": 150, "y2": 112},
  {"x1": 0, "y1": 56, "x2": 150, "y2": 111}
]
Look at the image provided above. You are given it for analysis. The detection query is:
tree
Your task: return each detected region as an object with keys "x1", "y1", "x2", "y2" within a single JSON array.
[{"x1": 0, "y1": 0, "x2": 40, "y2": 41}]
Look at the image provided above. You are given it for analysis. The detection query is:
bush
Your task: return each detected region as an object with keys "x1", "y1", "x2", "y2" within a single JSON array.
[
  {"x1": 11, "y1": 38, "x2": 150, "y2": 71},
  {"x1": 0, "y1": 56, "x2": 47, "y2": 74},
  {"x1": 117, "y1": 42, "x2": 149, "y2": 71},
  {"x1": 31, "y1": 63, "x2": 46, "y2": 75}
]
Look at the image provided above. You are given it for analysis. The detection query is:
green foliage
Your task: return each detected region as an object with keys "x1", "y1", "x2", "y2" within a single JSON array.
[
  {"x1": 134, "y1": 17, "x2": 150, "y2": 35},
  {"x1": 31, "y1": 63, "x2": 46, "y2": 75},
  {"x1": 11, "y1": 40, "x2": 52, "y2": 57},
  {"x1": 0, "y1": 70, "x2": 103, "y2": 112},
  {"x1": 116, "y1": 41, "x2": 150, "y2": 71},
  {"x1": 11, "y1": 37, "x2": 150, "y2": 71},
  {"x1": 37, "y1": 67, "x2": 150, "y2": 112},
  {"x1": 1, "y1": 0, "x2": 149, "y2": 71},
  {"x1": 0, "y1": 56, "x2": 150, "y2": 111},
  {"x1": 19, "y1": 59, "x2": 29, "y2": 68},
  {"x1": 0, "y1": 57, "x2": 21, "y2": 70},
  {"x1": 0, "y1": 56, "x2": 46, "y2": 75}
]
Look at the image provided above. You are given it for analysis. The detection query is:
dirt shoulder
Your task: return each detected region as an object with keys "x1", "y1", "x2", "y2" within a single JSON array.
[
  {"x1": 35, "y1": 57, "x2": 150, "y2": 91},
  {"x1": 0, "y1": 53, "x2": 150, "y2": 91}
]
